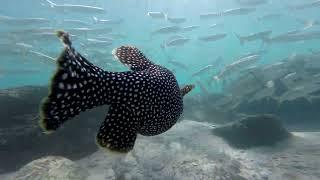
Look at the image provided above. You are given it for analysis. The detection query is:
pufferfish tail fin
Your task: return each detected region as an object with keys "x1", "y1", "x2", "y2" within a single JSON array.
[
  {"x1": 39, "y1": 31, "x2": 108, "y2": 133},
  {"x1": 180, "y1": 84, "x2": 195, "y2": 96}
]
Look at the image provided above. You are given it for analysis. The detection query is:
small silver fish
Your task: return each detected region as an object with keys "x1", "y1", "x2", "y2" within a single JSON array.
[
  {"x1": 165, "y1": 37, "x2": 190, "y2": 47},
  {"x1": 198, "y1": 33, "x2": 227, "y2": 42},
  {"x1": 15, "y1": 42, "x2": 33, "y2": 49},
  {"x1": 200, "y1": 12, "x2": 222, "y2": 19},
  {"x1": 235, "y1": 30, "x2": 272, "y2": 45},
  {"x1": 67, "y1": 27, "x2": 112, "y2": 35},
  {"x1": 238, "y1": 50, "x2": 267, "y2": 59},
  {"x1": 168, "y1": 59, "x2": 189, "y2": 71},
  {"x1": 151, "y1": 26, "x2": 182, "y2": 35},
  {"x1": 288, "y1": 0, "x2": 320, "y2": 10},
  {"x1": 222, "y1": 8, "x2": 256, "y2": 16},
  {"x1": 192, "y1": 65, "x2": 214, "y2": 77},
  {"x1": 209, "y1": 23, "x2": 224, "y2": 29},
  {"x1": 0, "y1": 43, "x2": 26, "y2": 55},
  {"x1": 93, "y1": 17, "x2": 124, "y2": 25},
  {"x1": 282, "y1": 72, "x2": 304, "y2": 89},
  {"x1": 147, "y1": 12, "x2": 166, "y2": 19},
  {"x1": 182, "y1": 25, "x2": 200, "y2": 32},
  {"x1": 28, "y1": 50, "x2": 56, "y2": 64},
  {"x1": 9, "y1": 27, "x2": 54, "y2": 35},
  {"x1": 86, "y1": 38, "x2": 113, "y2": 47},
  {"x1": 296, "y1": 19, "x2": 320, "y2": 30},
  {"x1": 0, "y1": 16, "x2": 51, "y2": 26},
  {"x1": 236, "y1": 0, "x2": 268, "y2": 6},
  {"x1": 214, "y1": 55, "x2": 260, "y2": 80},
  {"x1": 94, "y1": 36, "x2": 114, "y2": 42},
  {"x1": 257, "y1": 13, "x2": 283, "y2": 21},
  {"x1": 167, "y1": 17, "x2": 186, "y2": 24},
  {"x1": 265, "y1": 80, "x2": 274, "y2": 88},
  {"x1": 45, "y1": 0, "x2": 106, "y2": 14},
  {"x1": 264, "y1": 30, "x2": 320, "y2": 44},
  {"x1": 0, "y1": 42, "x2": 34, "y2": 56}
]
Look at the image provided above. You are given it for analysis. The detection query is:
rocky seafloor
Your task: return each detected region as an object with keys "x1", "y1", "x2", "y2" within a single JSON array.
[{"x1": 1, "y1": 120, "x2": 320, "y2": 180}]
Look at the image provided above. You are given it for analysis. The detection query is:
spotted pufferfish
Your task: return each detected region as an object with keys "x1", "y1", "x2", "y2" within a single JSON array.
[{"x1": 39, "y1": 31, "x2": 195, "y2": 153}]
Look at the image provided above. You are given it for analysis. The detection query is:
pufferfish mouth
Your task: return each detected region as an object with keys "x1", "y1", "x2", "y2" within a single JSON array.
[
  {"x1": 112, "y1": 46, "x2": 131, "y2": 63},
  {"x1": 112, "y1": 48, "x2": 120, "y2": 61},
  {"x1": 111, "y1": 47, "x2": 133, "y2": 68},
  {"x1": 112, "y1": 45, "x2": 138, "y2": 62}
]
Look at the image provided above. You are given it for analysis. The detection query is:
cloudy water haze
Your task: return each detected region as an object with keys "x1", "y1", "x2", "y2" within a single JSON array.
[{"x1": 1, "y1": 0, "x2": 320, "y2": 179}]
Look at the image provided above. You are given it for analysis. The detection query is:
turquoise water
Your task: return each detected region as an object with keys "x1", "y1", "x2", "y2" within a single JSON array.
[
  {"x1": 2, "y1": 1, "x2": 320, "y2": 178},
  {"x1": 0, "y1": 0, "x2": 320, "y2": 91}
]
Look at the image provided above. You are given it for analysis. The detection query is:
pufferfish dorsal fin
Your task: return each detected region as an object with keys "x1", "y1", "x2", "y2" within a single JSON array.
[
  {"x1": 112, "y1": 46, "x2": 153, "y2": 71},
  {"x1": 180, "y1": 84, "x2": 195, "y2": 96}
]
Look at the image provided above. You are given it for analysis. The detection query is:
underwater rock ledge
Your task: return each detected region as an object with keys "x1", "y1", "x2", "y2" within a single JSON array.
[
  {"x1": 212, "y1": 114, "x2": 291, "y2": 148},
  {"x1": 0, "y1": 85, "x2": 107, "y2": 173}
]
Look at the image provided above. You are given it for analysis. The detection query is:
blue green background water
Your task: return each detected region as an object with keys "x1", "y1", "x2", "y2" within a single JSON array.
[{"x1": 1, "y1": 0, "x2": 320, "y2": 93}]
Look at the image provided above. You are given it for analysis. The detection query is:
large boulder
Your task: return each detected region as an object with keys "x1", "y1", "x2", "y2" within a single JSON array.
[
  {"x1": 0, "y1": 86, "x2": 107, "y2": 173},
  {"x1": 212, "y1": 114, "x2": 291, "y2": 148},
  {"x1": 14, "y1": 156, "x2": 89, "y2": 180},
  {"x1": 234, "y1": 94, "x2": 320, "y2": 128}
]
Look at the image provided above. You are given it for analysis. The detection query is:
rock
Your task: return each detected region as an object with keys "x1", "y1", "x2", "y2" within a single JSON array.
[
  {"x1": 234, "y1": 95, "x2": 320, "y2": 128},
  {"x1": 235, "y1": 97, "x2": 279, "y2": 115},
  {"x1": 87, "y1": 168, "x2": 115, "y2": 180},
  {"x1": 14, "y1": 156, "x2": 89, "y2": 180},
  {"x1": 105, "y1": 169, "x2": 116, "y2": 180},
  {"x1": 0, "y1": 86, "x2": 108, "y2": 172},
  {"x1": 159, "y1": 151, "x2": 248, "y2": 180},
  {"x1": 212, "y1": 114, "x2": 291, "y2": 148}
]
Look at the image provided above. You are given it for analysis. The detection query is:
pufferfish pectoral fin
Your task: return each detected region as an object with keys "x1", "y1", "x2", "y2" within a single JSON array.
[
  {"x1": 180, "y1": 84, "x2": 195, "y2": 96},
  {"x1": 112, "y1": 46, "x2": 153, "y2": 71},
  {"x1": 96, "y1": 105, "x2": 139, "y2": 153}
]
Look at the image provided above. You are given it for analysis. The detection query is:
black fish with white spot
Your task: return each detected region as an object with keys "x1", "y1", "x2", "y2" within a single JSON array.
[{"x1": 39, "y1": 31, "x2": 195, "y2": 153}]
